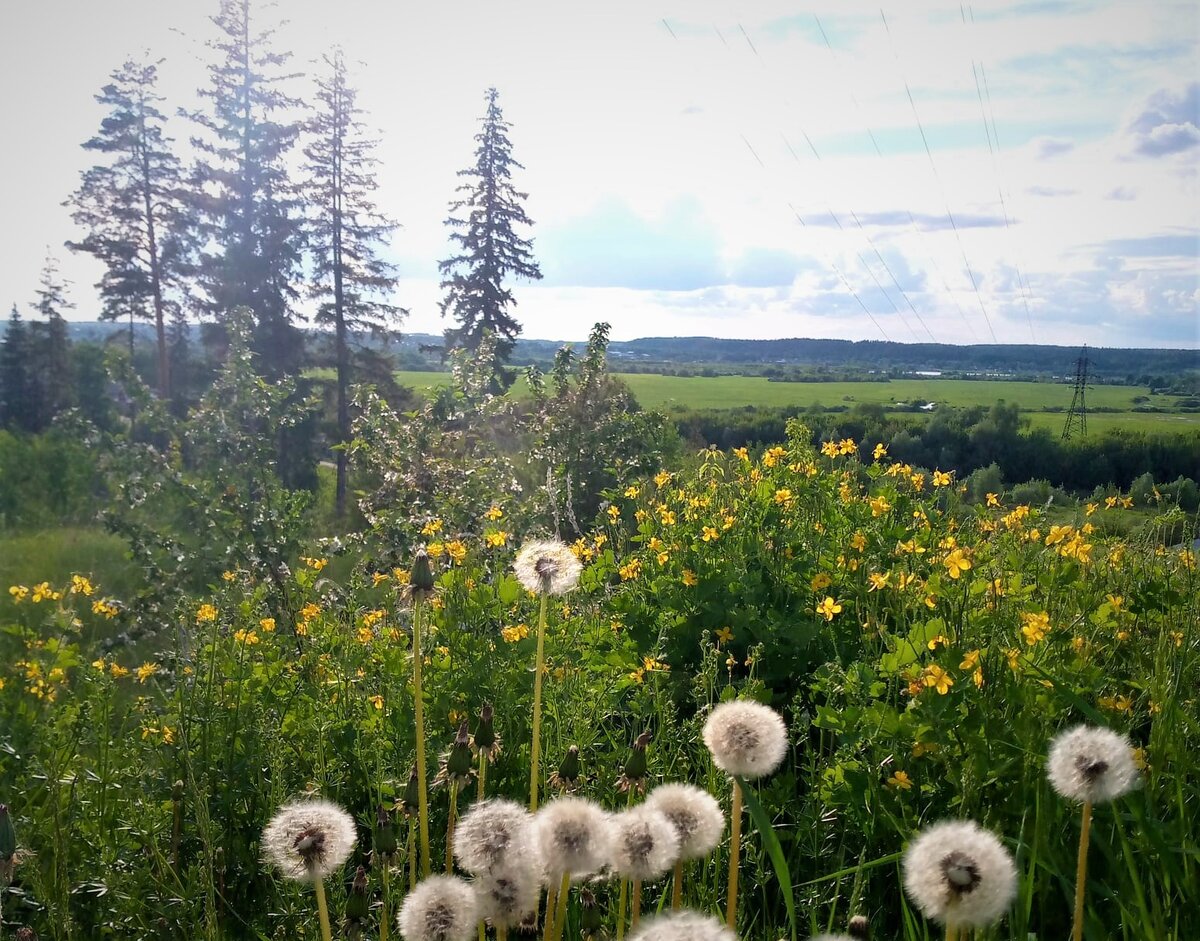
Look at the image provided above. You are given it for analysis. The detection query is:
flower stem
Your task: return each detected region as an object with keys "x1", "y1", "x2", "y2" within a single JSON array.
[
  {"x1": 1072, "y1": 800, "x2": 1093, "y2": 941},
  {"x1": 944, "y1": 926, "x2": 959, "y2": 941},
  {"x1": 530, "y1": 593, "x2": 549, "y2": 811},
  {"x1": 446, "y1": 780, "x2": 460, "y2": 874},
  {"x1": 671, "y1": 859, "x2": 684, "y2": 910},
  {"x1": 543, "y1": 879, "x2": 560, "y2": 941},
  {"x1": 724, "y1": 779, "x2": 743, "y2": 931},
  {"x1": 381, "y1": 863, "x2": 390, "y2": 941},
  {"x1": 631, "y1": 879, "x2": 642, "y2": 929},
  {"x1": 553, "y1": 872, "x2": 571, "y2": 941},
  {"x1": 406, "y1": 817, "x2": 416, "y2": 891},
  {"x1": 616, "y1": 878, "x2": 628, "y2": 941},
  {"x1": 478, "y1": 750, "x2": 488, "y2": 801},
  {"x1": 413, "y1": 599, "x2": 431, "y2": 877},
  {"x1": 314, "y1": 879, "x2": 333, "y2": 941}
]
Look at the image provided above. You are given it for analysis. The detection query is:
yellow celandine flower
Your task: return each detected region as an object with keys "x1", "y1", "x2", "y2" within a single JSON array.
[
  {"x1": 92, "y1": 658, "x2": 106, "y2": 671},
  {"x1": 1098, "y1": 694, "x2": 1133, "y2": 713},
  {"x1": 421, "y1": 519, "x2": 444, "y2": 536},
  {"x1": 869, "y1": 496, "x2": 892, "y2": 517},
  {"x1": 196, "y1": 603, "x2": 218, "y2": 623},
  {"x1": 868, "y1": 571, "x2": 891, "y2": 592},
  {"x1": 658, "y1": 507, "x2": 677, "y2": 526},
  {"x1": 356, "y1": 627, "x2": 373, "y2": 645},
  {"x1": 8, "y1": 585, "x2": 29, "y2": 602},
  {"x1": 774, "y1": 488, "x2": 793, "y2": 505},
  {"x1": 733, "y1": 446, "x2": 749, "y2": 460},
  {"x1": 927, "y1": 634, "x2": 947, "y2": 650},
  {"x1": 942, "y1": 548, "x2": 972, "y2": 579},
  {"x1": 838, "y1": 437, "x2": 857, "y2": 455},
  {"x1": 820, "y1": 440, "x2": 840, "y2": 458},
  {"x1": 1104, "y1": 495, "x2": 1119, "y2": 509},
  {"x1": 300, "y1": 556, "x2": 328, "y2": 572},
  {"x1": 960, "y1": 649, "x2": 980, "y2": 670},
  {"x1": 910, "y1": 473, "x2": 925, "y2": 492},
  {"x1": 1180, "y1": 549, "x2": 1195, "y2": 570},
  {"x1": 92, "y1": 599, "x2": 119, "y2": 618},
  {"x1": 811, "y1": 572, "x2": 833, "y2": 591},
  {"x1": 656, "y1": 551, "x2": 670, "y2": 566},
  {"x1": 361, "y1": 609, "x2": 385, "y2": 628},
  {"x1": 873, "y1": 443, "x2": 888, "y2": 460},
  {"x1": 1085, "y1": 502, "x2": 1098, "y2": 516},
  {"x1": 619, "y1": 558, "x2": 642, "y2": 581},
  {"x1": 370, "y1": 571, "x2": 390, "y2": 588},
  {"x1": 654, "y1": 470, "x2": 672, "y2": 487},
  {"x1": 923, "y1": 594, "x2": 937, "y2": 609},
  {"x1": 896, "y1": 571, "x2": 919, "y2": 590},
  {"x1": 922, "y1": 664, "x2": 954, "y2": 695},
  {"x1": 299, "y1": 602, "x2": 320, "y2": 622},
  {"x1": 682, "y1": 569, "x2": 699, "y2": 586},
  {"x1": 838, "y1": 481, "x2": 855, "y2": 503},
  {"x1": 850, "y1": 531, "x2": 867, "y2": 552},
  {"x1": 477, "y1": 531, "x2": 503, "y2": 551},
  {"x1": 485, "y1": 505, "x2": 504, "y2": 520},
  {"x1": 369, "y1": 694, "x2": 384, "y2": 710},
  {"x1": 701, "y1": 526, "x2": 720, "y2": 542},
  {"x1": 912, "y1": 741, "x2": 939, "y2": 758},
  {"x1": 1116, "y1": 630, "x2": 1130, "y2": 642},
  {"x1": 762, "y1": 446, "x2": 787, "y2": 467},
  {"x1": 607, "y1": 505, "x2": 621, "y2": 522},
  {"x1": 260, "y1": 617, "x2": 276, "y2": 632},
  {"x1": 1170, "y1": 631, "x2": 1184, "y2": 648},
  {"x1": 70, "y1": 575, "x2": 96, "y2": 596},
  {"x1": 110, "y1": 663, "x2": 130, "y2": 678},
  {"x1": 932, "y1": 470, "x2": 952, "y2": 487},
  {"x1": 1132, "y1": 747, "x2": 1148, "y2": 771},
  {"x1": 986, "y1": 492, "x2": 1001, "y2": 507},
  {"x1": 1020, "y1": 611, "x2": 1050, "y2": 645},
  {"x1": 392, "y1": 568, "x2": 411, "y2": 585},
  {"x1": 1120, "y1": 496, "x2": 1133, "y2": 508},
  {"x1": 136, "y1": 663, "x2": 158, "y2": 683},
  {"x1": 501, "y1": 623, "x2": 529, "y2": 643},
  {"x1": 816, "y1": 596, "x2": 843, "y2": 621},
  {"x1": 887, "y1": 769, "x2": 913, "y2": 790},
  {"x1": 722, "y1": 513, "x2": 735, "y2": 529},
  {"x1": 426, "y1": 542, "x2": 446, "y2": 558},
  {"x1": 32, "y1": 582, "x2": 62, "y2": 603},
  {"x1": 715, "y1": 626, "x2": 733, "y2": 644},
  {"x1": 234, "y1": 629, "x2": 260, "y2": 646}
]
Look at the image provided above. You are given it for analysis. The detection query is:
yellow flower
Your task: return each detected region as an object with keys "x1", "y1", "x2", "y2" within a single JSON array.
[
  {"x1": 1105, "y1": 495, "x2": 1119, "y2": 509},
  {"x1": 259, "y1": 617, "x2": 276, "y2": 632},
  {"x1": 985, "y1": 492, "x2": 1001, "y2": 507},
  {"x1": 816, "y1": 596, "x2": 843, "y2": 621},
  {"x1": 1170, "y1": 631, "x2": 1184, "y2": 648},
  {"x1": 110, "y1": 663, "x2": 130, "y2": 678},
  {"x1": 426, "y1": 542, "x2": 446, "y2": 558},
  {"x1": 820, "y1": 440, "x2": 840, "y2": 458},
  {"x1": 942, "y1": 548, "x2": 972, "y2": 579},
  {"x1": 868, "y1": 496, "x2": 892, "y2": 517},
  {"x1": 32, "y1": 582, "x2": 60, "y2": 603},
  {"x1": 92, "y1": 598, "x2": 119, "y2": 618},
  {"x1": 1020, "y1": 611, "x2": 1050, "y2": 645},
  {"x1": 658, "y1": 507, "x2": 676, "y2": 526},
  {"x1": 837, "y1": 437, "x2": 856, "y2": 455},
  {"x1": 849, "y1": 532, "x2": 867, "y2": 552},
  {"x1": 932, "y1": 470, "x2": 952, "y2": 487},
  {"x1": 773, "y1": 488, "x2": 793, "y2": 505},
  {"x1": 421, "y1": 519, "x2": 444, "y2": 536},
  {"x1": 959, "y1": 649, "x2": 980, "y2": 670},
  {"x1": 196, "y1": 603, "x2": 218, "y2": 623},
  {"x1": 619, "y1": 558, "x2": 642, "y2": 581},
  {"x1": 701, "y1": 526, "x2": 720, "y2": 542},
  {"x1": 732, "y1": 447, "x2": 749, "y2": 460},
  {"x1": 927, "y1": 634, "x2": 947, "y2": 650},
  {"x1": 1085, "y1": 502, "x2": 1098, "y2": 516},
  {"x1": 873, "y1": 443, "x2": 888, "y2": 460},
  {"x1": 8, "y1": 585, "x2": 29, "y2": 602},
  {"x1": 485, "y1": 505, "x2": 504, "y2": 520},
  {"x1": 369, "y1": 694, "x2": 384, "y2": 710},
  {"x1": 811, "y1": 572, "x2": 832, "y2": 591},
  {"x1": 607, "y1": 505, "x2": 621, "y2": 522},
  {"x1": 501, "y1": 623, "x2": 530, "y2": 643},
  {"x1": 656, "y1": 551, "x2": 670, "y2": 566},
  {"x1": 92, "y1": 657, "x2": 106, "y2": 671},
  {"x1": 681, "y1": 569, "x2": 699, "y2": 587},
  {"x1": 299, "y1": 602, "x2": 321, "y2": 622},
  {"x1": 234, "y1": 629, "x2": 260, "y2": 646},
  {"x1": 886, "y1": 769, "x2": 913, "y2": 790},
  {"x1": 922, "y1": 664, "x2": 954, "y2": 695},
  {"x1": 762, "y1": 446, "x2": 786, "y2": 467},
  {"x1": 300, "y1": 556, "x2": 328, "y2": 572},
  {"x1": 909, "y1": 473, "x2": 925, "y2": 491},
  {"x1": 715, "y1": 627, "x2": 734, "y2": 644},
  {"x1": 444, "y1": 538, "x2": 468, "y2": 560},
  {"x1": 356, "y1": 626, "x2": 374, "y2": 645},
  {"x1": 70, "y1": 575, "x2": 96, "y2": 596},
  {"x1": 868, "y1": 571, "x2": 891, "y2": 592},
  {"x1": 136, "y1": 662, "x2": 158, "y2": 683},
  {"x1": 654, "y1": 470, "x2": 672, "y2": 487}
]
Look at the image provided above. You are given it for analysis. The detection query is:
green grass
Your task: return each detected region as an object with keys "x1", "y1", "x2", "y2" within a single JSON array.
[
  {"x1": 0, "y1": 526, "x2": 138, "y2": 612},
  {"x1": 390, "y1": 370, "x2": 1199, "y2": 432}
]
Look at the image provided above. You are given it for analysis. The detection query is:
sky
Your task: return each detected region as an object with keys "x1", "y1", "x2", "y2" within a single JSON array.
[{"x1": 1, "y1": 0, "x2": 1198, "y2": 348}]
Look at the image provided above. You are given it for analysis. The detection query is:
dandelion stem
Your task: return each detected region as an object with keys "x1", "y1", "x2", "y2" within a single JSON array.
[
  {"x1": 553, "y1": 871, "x2": 571, "y2": 941},
  {"x1": 478, "y1": 920, "x2": 486, "y2": 941},
  {"x1": 543, "y1": 879, "x2": 560, "y2": 941},
  {"x1": 631, "y1": 879, "x2": 642, "y2": 929},
  {"x1": 530, "y1": 593, "x2": 549, "y2": 811},
  {"x1": 498, "y1": 927, "x2": 507, "y2": 941},
  {"x1": 314, "y1": 879, "x2": 333, "y2": 941},
  {"x1": 413, "y1": 599, "x2": 432, "y2": 877},
  {"x1": 446, "y1": 780, "x2": 459, "y2": 874},
  {"x1": 616, "y1": 877, "x2": 629, "y2": 941},
  {"x1": 944, "y1": 926, "x2": 959, "y2": 941},
  {"x1": 381, "y1": 862, "x2": 390, "y2": 941},
  {"x1": 406, "y1": 817, "x2": 417, "y2": 891},
  {"x1": 725, "y1": 778, "x2": 743, "y2": 931},
  {"x1": 671, "y1": 859, "x2": 684, "y2": 910},
  {"x1": 1072, "y1": 800, "x2": 1093, "y2": 941},
  {"x1": 478, "y1": 750, "x2": 488, "y2": 801}
]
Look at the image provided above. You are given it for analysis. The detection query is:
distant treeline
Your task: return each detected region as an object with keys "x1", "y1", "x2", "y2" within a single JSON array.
[{"x1": 675, "y1": 401, "x2": 1200, "y2": 499}]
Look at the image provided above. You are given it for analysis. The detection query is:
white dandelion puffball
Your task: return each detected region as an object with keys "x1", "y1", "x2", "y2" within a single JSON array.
[
  {"x1": 533, "y1": 796, "x2": 613, "y2": 879},
  {"x1": 398, "y1": 875, "x2": 479, "y2": 941},
  {"x1": 902, "y1": 820, "x2": 1017, "y2": 929},
  {"x1": 645, "y1": 783, "x2": 725, "y2": 860},
  {"x1": 513, "y1": 539, "x2": 583, "y2": 595},
  {"x1": 473, "y1": 861, "x2": 542, "y2": 929},
  {"x1": 611, "y1": 805, "x2": 680, "y2": 881},
  {"x1": 1047, "y1": 724, "x2": 1140, "y2": 804},
  {"x1": 702, "y1": 700, "x2": 789, "y2": 778},
  {"x1": 454, "y1": 798, "x2": 535, "y2": 876},
  {"x1": 628, "y1": 910, "x2": 736, "y2": 941},
  {"x1": 262, "y1": 799, "x2": 357, "y2": 882}
]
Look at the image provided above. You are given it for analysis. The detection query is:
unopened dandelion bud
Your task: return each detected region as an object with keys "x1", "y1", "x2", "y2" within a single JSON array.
[
  {"x1": 411, "y1": 550, "x2": 436, "y2": 601},
  {"x1": 579, "y1": 887, "x2": 604, "y2": 933},
  {"x1": 473, "y1": 702, "x2": 498, "y2": 756},
  {"x1": 443, "y1": 720, "x2": 475, "y2": 786},
  {"x1": 401, "y1": 767, "x2": 420, "y2": 818},
  {"x1": 171, "y1": 780, "x2": 185, "y2": 802},
  {"x1": 847, "y1": 915, "x2": 869, "y2": 939},
  {"x1": 375, "y1": 805, "x2": 399, "y2": 860},
  {"x1": 345, "y1": 865, "x2": 371, "y2": 924},
  {"x1": 618, "y1": 730, "x2": 652, "y2": 793},
  {"x1": 549, "y1": 745, "x2": 582, "y2": 791}
]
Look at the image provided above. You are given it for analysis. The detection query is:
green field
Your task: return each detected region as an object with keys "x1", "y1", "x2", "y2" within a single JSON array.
[{"x1": 391, "y1": 370, "x2": 1198, "y2": 431}]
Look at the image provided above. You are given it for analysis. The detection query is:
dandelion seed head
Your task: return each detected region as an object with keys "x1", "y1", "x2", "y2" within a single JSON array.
[
  {"x1": 473, "y1": 861, "x2": 542, "y2": 929},
  {"x1": 807, "y1": 916, "x2": 870, "y2": 941},
  {"x1": 262, "y1": 799, "x2": 357, "y2": 883},
  {"x1": 398, "y1": 875, "x2": 479, "y2": 941},
  {"x1": 627, "y1": 910, "x2": 736, "y2": 941},
  {"x1": 702, "y1": 700, "x2": 789, "y2": 779},
  {"x1": 902, "y1": 820, "x2": 1016, "y2": 928},
  {"x1": 514, "y1": 540, "x2": 582, "y2": 595},
  {"x1": 454, "y1": 799, "x2": 535, "y2": 876},
  {"x1": 533, "y1": 796, "x2": 612, "y2": 879},
  {"x1": 610, "y1": 805, "x2": 680, "y2": 881},
  {"x1": 1047, "y1": 724, "x2": 1140, "y2": 804},
  {"x1": 645, "y1": 783, "x2": 724, "y2": 860}
]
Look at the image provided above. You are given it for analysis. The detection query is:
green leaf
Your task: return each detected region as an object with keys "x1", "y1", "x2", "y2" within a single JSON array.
[{"x1": 736, "y1": 777, "x2": 797, "y2": 941}]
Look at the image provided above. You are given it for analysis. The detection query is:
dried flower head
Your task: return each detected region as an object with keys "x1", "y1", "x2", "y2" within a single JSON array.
[
  {"x1": 398, "y1": 875, "x2": 479, "y2": 941},
  {"x1": 262, "y1": 799, "x2": 357, "y2": 883},
  {"x1": 702, "y1": 700, "x2": 789, "y2": 779},
  {"x1": 473, "y1": 861, "x2": 542, "y2": 929},
  {"x1": 628, "y1": 910, "x2": 736, "y2": 941},
  {"x1": 472, "y1": 702, "x2": 501, "y2": 762},
  {"x1": 902, "y1": 820, "x2": 1016, "y2": 928},
  {"x1": 434, "y1": 720, "x2": 477, "y2": 789},
  {"x1": 645, "y1": 784, "x2": 725, "y2": 860},
  {"x1": 618, "y1": 730, "x2": 654, "y2": 794},
  {"x1": 454, "y1": 799, "x2": 535, "y2": 876},
  {"x1": 1047, "y1": 724, "x2": 1140, "y2": 804},
  {"x1": 610, "y1": 805, "x2": 680, "y2": 881},
  {"x1": 533, "y1": 796, "x2": 613, "y2": 880},
  {"x1": 514, "y1": 540, "x2": 582, "y2": 596},
  {"x1": 548, "y1": 745, "x2": 583, "y2": 792}
]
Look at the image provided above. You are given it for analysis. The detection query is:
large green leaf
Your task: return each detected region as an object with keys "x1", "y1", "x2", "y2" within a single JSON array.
[{"x1": 736, "y1": 776, "x2": 797, "y2": 941}]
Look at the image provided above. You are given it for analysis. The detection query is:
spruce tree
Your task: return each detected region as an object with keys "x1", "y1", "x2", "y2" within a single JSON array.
[
  {"x1": 66, "y1": 58, "x2": 196, "y2": 398},
  {"x1": 303, "y1": 48, "x2": 402, "y2": 517},
  {"x1": 29, "y1": 255, "x2": 76, "y2": 430},
  {"x1": 186, "y1": 0, "x2": 306, "y2": 377},
  {"x1": 439, "y1": 87, "x2": 542, "y2": 382},
  {"x1": 0, "y1": 306, "x2": 33, "y2": 432}
]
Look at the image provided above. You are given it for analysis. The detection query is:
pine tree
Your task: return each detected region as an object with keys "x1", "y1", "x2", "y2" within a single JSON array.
[
  {"x1": 29, "y1": 255, "x2": 76, "y2": 430},
  {"x1": 439, "y1": 87, "x2": 542, "y2": 381},
  {"x1": 0, "y1": 305, "x2": 33, "y2": 432},
  {"x1": 186, "y1": 0, "x2": 306, "y2": 377},
  {"x1": 304, "y1": 48, "x2": 402, "y2": 517},
  {"x1": 66, "y1": 58, "x2": 197, "y2": 398}
]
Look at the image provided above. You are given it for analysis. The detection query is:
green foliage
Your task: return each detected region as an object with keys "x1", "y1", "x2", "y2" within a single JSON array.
[{"x1": 0, "y1": 432, "x2": 100, "y2": 531}]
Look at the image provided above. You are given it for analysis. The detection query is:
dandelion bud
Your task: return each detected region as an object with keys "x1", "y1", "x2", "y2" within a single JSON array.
[
  {"x1": 437, "y1": 720, "x2": 476, "y2": 789},
  {"x1": 1047, "y1": 725, "x2": 1139, "y2": 804},
  {"x1": 579, "y1": 887, "x2": 604, "y2": 933},
  {"x1": 473, "y1": 702, "x2": 499, "y2": 759},
  {"x1": 611, "y1": 805, "x2": 680, "y2": 881},
  {"x1": 345, "y1": 865, "x2": 371, "y2": 925},
  {"x1": 15, "y1": 929, "x2": 37, "y2": 941},
  {"x1": 375, "y1": 804, "x2": 399, "y2": 860},
  {"x1": 902, "y1": 820, "x2": 1016, "y2": 929},
  {"x1": 514, "y1": 540, "x2": 582, "y2": 596},
  {"x1": 454, "y1": 799, "x2": 534, "y2": 876},
  {"x1": 628, "y1": 910, "x2": 734, "y2": 941},
  {"x1": 549, "y1": 745, "x2": 582, "y2": 792},
  {"x1": 702, "y1": 700, "x2": 789, "y2": 779},
  {"x1": 645, "y1": 784, "x2": 724, "y2": 860},
  {"x1": 171, "y1": 780, "x2": 184, "y2": 802},
  {"x1": 401, "y1": 766, "x2": 420, "y2": 818},
  {"x1": 618, "y1": 730, "x2": 652, "y2": 794},
  {"x1": 533, "y1": 797, "x2": 612, "y2": 880},
  {"x1": 411, "y1": 549, "x2": 436, "y2": 601},
  {"x1": 847, "y1": 915, "x2": 869, "y2": 939},
  {"x1": 397, "y1": 874, "x2": 478, "y2": 941},
  {"x1": 262, "y1": 799, "x2": 357, "y2": 883}
]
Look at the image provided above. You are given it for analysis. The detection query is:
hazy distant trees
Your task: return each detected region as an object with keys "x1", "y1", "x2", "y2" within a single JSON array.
[
  {"x1": 66, "y1": 58, "x2": 197, "y2": 397},
  {"x1": 439, "y1": 87, "x2": 541, "y2": 386},
  {"x1": 304, "y1": 48, "x2": 402, "y2": 516}
]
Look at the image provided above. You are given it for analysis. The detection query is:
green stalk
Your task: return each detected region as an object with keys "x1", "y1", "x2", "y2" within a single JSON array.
[
  {"x1": 616, "y1": 878, "x2": 629, "y2": 941},
  {"x1": 671, "y1": 859, "x2": 684, "y2": 910},
  {"x1": 530, "y1": 593, "x2": 549, "y2": 810},
  {"x1": 314, "y1": 880, "x2": 333, "y2": 941},
  {"x1": 413, "y1": 599, "x2": 431, "y2": 876},
  {"x1": 543, "y1": 879, "x2": 560, "y2": 941},
  {"x1": 552, "y1": 871, "x2": 571, "y2": 941},
  {"x1": 1071, "y1": 801, "x2": 1093, "y2": 941},
  {"x1": 631, "y1": 880, "x2": 642, "y2": 930},
  {"x1": 446, "y1": 780, "x2": 460, "y2": 874},
  {"x1": 381, "y1": 862, "x2": 391, "y2": 941},
  {"x1": 478, "y1": 750, "x2": 488, "y2": 800},
  {"x1": 407, "y1": 818, "x2": 417, "y2": 891},
  {"x1": 725, "y1": 779, "x2": 743, "y2": 931}
]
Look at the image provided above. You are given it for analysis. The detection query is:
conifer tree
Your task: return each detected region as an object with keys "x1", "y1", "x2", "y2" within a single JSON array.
[
  {"x1": 304, "y1": 48, "x2": 402, "y2": 517},
  {"x1": 439, "y1": 87, "x2": 542, "y2": 383},
  {"x1": 66, "y1": 58, "x2": 196, "y2": 398},
  {"x1": 29, "y1": 255, "x2": 76, "y2": 430},
  {"x1": 186, "y1": 0, "x2": 306, "y2": 377},
  {"x1": 0, "y1": 306, "x2": 34, "y2": 432}
]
